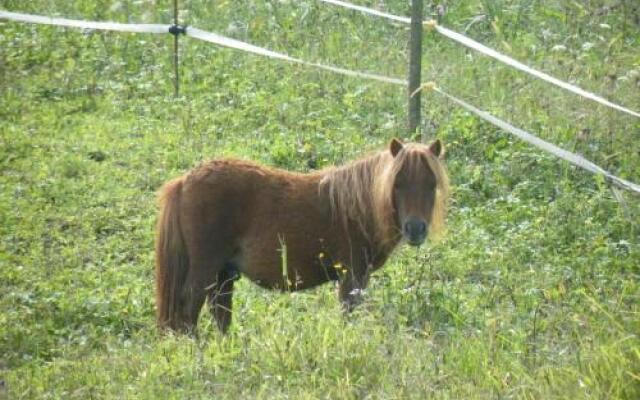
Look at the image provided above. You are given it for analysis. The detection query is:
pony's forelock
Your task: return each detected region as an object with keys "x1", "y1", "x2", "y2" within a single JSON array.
[{"x1": 320, "y1": 151, "x2": 392, "y2": 243}]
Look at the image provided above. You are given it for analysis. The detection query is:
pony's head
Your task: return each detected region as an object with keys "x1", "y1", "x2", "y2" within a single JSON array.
[
  {"x1": 374, "y1": 138, "x2": 449, "y2": 247},
  {"x1": 322, "y1": 138, "x2": 449, "y2": 248}
]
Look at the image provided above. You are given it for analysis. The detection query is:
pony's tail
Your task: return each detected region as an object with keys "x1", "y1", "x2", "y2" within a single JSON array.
[{"x1": 155, "y1": 177, "x2": 189, "y2": 331}]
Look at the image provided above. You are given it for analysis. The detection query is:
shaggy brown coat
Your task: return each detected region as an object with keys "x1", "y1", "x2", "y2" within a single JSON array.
[{"x1": 156, "y1": 139, "x2": 449, "y2": 333}]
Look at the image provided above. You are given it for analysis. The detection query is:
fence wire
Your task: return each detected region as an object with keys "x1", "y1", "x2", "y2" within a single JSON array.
[
  {"x1": 0, "y1": 10, "x2": 169, "y2": 33},
  {"x1": 1, "y1": 8, "x2": 638, "y2": 195},
  {"x1": 318, "y1": 0, "x2": 640, "y2": 118}
]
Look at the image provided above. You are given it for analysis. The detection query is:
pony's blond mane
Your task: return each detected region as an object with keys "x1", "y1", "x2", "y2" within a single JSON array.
[{"x1": 320, "y1": 144, "x2": 449, "y2": 246}]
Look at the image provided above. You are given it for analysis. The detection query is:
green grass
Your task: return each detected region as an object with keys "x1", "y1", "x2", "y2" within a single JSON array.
[{"x1": 1, "y1": 0, "x2": 639, "y2": 398}]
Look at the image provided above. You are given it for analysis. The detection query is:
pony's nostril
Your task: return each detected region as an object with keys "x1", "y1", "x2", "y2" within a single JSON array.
[{"x1": 404, "y1": 219, "x2": 427, "y2": 238}]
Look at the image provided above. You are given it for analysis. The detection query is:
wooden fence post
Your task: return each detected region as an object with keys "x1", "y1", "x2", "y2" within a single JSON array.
[
  {"x1": 173, "y1": 0, "x2": 180, "y2": 97},
  {"x1": 407, "y1": 0, "x2": 423, "y2": 135}
]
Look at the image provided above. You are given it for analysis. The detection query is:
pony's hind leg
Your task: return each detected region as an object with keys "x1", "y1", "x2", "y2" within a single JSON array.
[
  {"x1": 179, "y1": 239, "x2": 230, "y2": 333},
  {"x1": 208, "y1": 265, "x2": 238, "y2": 334},
  {"x1": 177, "y1": 179, "x2": 242, "y2": 334},
  {"x1": 179, "y1": 263, "x2": 213, "y2": 333}
]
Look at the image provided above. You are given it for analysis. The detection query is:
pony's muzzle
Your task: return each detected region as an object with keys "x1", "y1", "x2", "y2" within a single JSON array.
[{"x1": 404, "y1": 218, "x2": 427, "y2": 246}]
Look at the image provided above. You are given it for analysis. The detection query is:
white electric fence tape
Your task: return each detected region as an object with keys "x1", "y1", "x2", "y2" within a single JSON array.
[
  {"x1": 186, "y1": 27, "x2": 406, "y2": 85},
  {"x1": 0, "y1": 10, "x2": 170, "y2": 33},
  {"x1": 431, "y1": 26, "x2": 640, "y2": 118},
  {"x1": 317, "y1": 0, "x2": 640, "y2": 118},
  {"x1": 1, "y1": 9, "x2": 638, "y2": 194},
  {"x1": 319, "y1": 0, "x2": 411, "y2": 23},
  {"x1": 432, "y1": 87, "x2": 640, "y2": 193}
]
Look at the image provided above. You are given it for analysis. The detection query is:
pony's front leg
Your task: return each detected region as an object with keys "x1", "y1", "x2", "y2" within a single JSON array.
[{"x1": 338, "y1": 265, "x2": 371, "y2": 312}]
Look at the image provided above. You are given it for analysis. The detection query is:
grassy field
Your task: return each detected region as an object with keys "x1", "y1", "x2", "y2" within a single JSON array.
[{"x1": 1, "y1": 0, "x2": 639, "y2": 398}]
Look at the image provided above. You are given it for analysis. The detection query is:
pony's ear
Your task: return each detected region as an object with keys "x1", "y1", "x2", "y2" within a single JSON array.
[
  {"x1": 429, "y1": 139, "x2": 444, "y2": 159},
  {"x1": 390, "y1": 138, "x2": 404, "y2": 157}
]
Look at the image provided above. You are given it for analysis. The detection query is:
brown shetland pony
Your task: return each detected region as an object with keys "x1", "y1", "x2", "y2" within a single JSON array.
[{"x1": 155, "y1": 138, "x2": 449, "y2": 333}]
